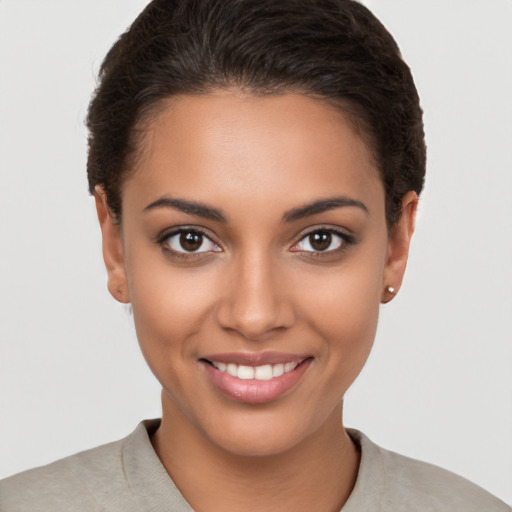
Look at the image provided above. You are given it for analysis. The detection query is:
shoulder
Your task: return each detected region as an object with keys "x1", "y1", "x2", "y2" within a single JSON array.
[
  {"x1": 376, "y1": 447, "x2": 510, "y2": 511},
  {"x1": 345, "y1": 429, "x2": 511, "y2": 512},
  {"x1": 0, "y1": 422, "x2": 151, "y2": 512}
]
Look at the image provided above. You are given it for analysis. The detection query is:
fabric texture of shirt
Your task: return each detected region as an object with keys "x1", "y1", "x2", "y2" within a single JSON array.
[{"x1": 1, "y1": 419, "x2": 510, "y2": 512}]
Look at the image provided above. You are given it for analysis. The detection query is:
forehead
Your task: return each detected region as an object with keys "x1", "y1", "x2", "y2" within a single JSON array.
[{"x1": 124, "y1": 91, "x2": 384, "y2": 219}]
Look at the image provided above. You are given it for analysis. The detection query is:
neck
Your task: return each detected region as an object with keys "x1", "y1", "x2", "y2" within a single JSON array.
[{"x1": 151, "y1": 393, "x2": 360, "y2": 512}]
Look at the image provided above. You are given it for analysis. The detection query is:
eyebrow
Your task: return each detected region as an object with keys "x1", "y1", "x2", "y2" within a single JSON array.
[
  {"x1": 143, "y1": 197, "x2": 227, "y2": 222},
  {"x1": 143, "y1": 195, "x2": 368, "y2": 223},
  {"x1": 282, "y1": 196, "x2": 368, "y2": 222}
]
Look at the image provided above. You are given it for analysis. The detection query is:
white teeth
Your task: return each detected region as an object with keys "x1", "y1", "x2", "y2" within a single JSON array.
[
  {"x1": 226, "y1": 363, "x2": 238, "y2": 377},
  {"x1": 237, "y1": 365, "x2": 255, "y2": 380},
  {"x1": 284, "y1": 362, "x2": 297, "y2": 373},
  {"x1": 254, "y1": 365, "x2": 273, "y2": 380},
  {"x1": 211, "y1": 360, "x2": 300, "y2": 380},
  {"x1": 272, "y1": 363, "x2": 284, "y2": 377}
]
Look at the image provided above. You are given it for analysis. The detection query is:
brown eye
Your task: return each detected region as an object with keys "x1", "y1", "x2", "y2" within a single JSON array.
[
  {"x1": 164, "y1": 230, "x2": 220, "y2": 254},
  {"x1": 293, "y1": 229, "x2": 345, "y2": 253},
  {"x1": 309, "y1": 231, "x2": 332, "y2": 251},
  {"x1": 180, "y1": 231, "x2": 203, "y2": 251}
]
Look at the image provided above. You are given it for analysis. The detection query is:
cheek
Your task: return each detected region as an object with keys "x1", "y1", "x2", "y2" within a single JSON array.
[
  {"x1": 299, "y1": 247, "x2": 384, "y2": 328},
  {"x1": 126, "y1": 253, "x2": 219, "y2": 360},
  {"x1": 308, "y1": 293, "x2": 379, "y2": 409},
  {"x1": 295, "y1": 250, "x2": 385, "y2": 385},
  {"x1": 126, "y1": 262, "x2": 221, "y2": 409},
  {"x1": 306, "y1": 273, "x2": 380, "y2": 354}
]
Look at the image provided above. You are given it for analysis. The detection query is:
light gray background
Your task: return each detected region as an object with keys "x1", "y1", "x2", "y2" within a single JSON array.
[{"x1": 0, "y1": 0, "x2": 511, "y2": 504}]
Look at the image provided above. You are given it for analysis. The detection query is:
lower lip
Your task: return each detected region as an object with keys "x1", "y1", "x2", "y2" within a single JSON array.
[{"x1": 201, "y1": 359, "x2": 312, "y2": 404}]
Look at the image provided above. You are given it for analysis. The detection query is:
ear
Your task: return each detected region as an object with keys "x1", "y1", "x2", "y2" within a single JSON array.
[
  {"x1": 94, "y1": 186, "x2": 130, "y2": 304},
  {"x1": 381, "y1": 191, "x2": 418, "y2": 303}
]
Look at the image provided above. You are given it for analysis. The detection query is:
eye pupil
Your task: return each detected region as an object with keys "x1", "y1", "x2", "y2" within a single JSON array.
[
  {"x1": 310, "y1": 231, "x2": 331, "y2": 251},
  {"x1": 180, "y1": 231, "x2": 203, "y2": 251}
]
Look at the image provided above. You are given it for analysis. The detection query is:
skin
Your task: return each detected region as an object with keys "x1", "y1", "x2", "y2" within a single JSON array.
[{"x1": 95, "y1": 90, "x2": 417, "y2": 512}]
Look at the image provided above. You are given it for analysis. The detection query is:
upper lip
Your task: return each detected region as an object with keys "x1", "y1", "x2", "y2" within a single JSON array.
[{"x1": 201, "y1": 351, "x2": 311, "y2": 366}]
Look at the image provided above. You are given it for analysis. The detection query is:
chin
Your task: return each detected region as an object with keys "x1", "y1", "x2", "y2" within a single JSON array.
[
  {"x1": 194, "y1": 401, "x2": 334, "y2": 458},
  {"x1": 208, "y1": 422, "x2": 306, "y2": 458}
]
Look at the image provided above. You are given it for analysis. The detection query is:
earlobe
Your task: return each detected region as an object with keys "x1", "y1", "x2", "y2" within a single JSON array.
[
  {"x1": 381, "y1": 191, "x2": 418, "y2": 303},
  {"x1": 94, "y1": 186, "x2": 130, "y2": 304}
]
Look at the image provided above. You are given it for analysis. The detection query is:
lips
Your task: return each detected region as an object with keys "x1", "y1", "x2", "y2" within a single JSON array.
[{"x1": 200, "y1": 352, "x2": 312, "y2": 404}]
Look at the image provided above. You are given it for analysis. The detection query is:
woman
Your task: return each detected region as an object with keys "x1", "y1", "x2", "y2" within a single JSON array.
[{"x1": 1, "y1": 0, "x2": 510, "y2": 510}]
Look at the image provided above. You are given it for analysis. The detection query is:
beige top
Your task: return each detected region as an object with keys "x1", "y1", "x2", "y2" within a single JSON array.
[{"x1": 1, "y1": 419, "x2": 510, "y2": 512}]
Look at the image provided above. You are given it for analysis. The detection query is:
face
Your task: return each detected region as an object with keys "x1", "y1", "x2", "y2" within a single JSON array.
[{"x1": 96, "y1": 91, "x2": 416, "y2": 457}]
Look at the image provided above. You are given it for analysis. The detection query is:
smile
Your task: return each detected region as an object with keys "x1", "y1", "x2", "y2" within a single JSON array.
[
  {"x1": 209, "y1": 361, "x2": 299, "y2": 380},
  {"x1": 200, "y1": 354, "x2": 312, "y2": 404}
]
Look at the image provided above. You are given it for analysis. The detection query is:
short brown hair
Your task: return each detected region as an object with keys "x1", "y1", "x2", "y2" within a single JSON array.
[{"x1": 87, "y1": 0, "x2": 426, "y2": 225}]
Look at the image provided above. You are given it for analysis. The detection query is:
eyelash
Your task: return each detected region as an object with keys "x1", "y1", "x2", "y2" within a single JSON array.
[
  {"x1": 155, "y1": 226, "x2": 356, "y2": 261},
  {"x1": 291, "y1": 227, "x2": 356, "y2": 257},
  {"x1": 156, "y1": 227, "x2": 221, "y2": 260}
]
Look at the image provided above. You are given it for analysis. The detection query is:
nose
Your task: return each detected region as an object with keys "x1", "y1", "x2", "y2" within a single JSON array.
[{"x1": 216, "y1": 252, "x2": 295, "y2": 340}]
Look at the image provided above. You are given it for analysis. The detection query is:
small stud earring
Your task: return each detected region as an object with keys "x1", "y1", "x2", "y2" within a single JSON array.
[{"x1": 386, "y1": 286, "x2": 395, "y2": 294}]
